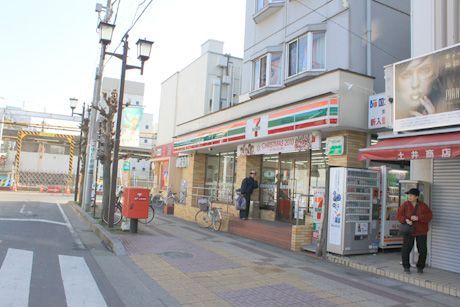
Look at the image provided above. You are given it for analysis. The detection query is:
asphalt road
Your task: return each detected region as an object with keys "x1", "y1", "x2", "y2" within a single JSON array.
[{"x1": 0, "y1": 192, "x2": 178, "y2": 307}]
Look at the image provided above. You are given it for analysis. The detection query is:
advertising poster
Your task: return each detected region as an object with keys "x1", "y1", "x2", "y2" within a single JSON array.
[
  {"x1": 368, "y1": 93, "x2": 386, "y2": 129},
  {"x1": 121, "y1": 106, "x2": 144, "y2": 147},
  {"x1": 311, "y1": 188, "x2": 325, "y2": 241},
  {"x1": 394, "y1": 43, "x2": 460, "y2": 131},
  {"x1": 328, "y1": 168, "x2": 345, "y2": 246}
]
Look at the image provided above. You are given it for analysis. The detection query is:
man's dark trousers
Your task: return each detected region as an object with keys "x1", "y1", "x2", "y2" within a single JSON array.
[
  {"x1": 239, "y1": 194, "x2": 250, "y2": 219},
  {"x1": 401, "y1": 234, "x2": 427, "y2": 269}
]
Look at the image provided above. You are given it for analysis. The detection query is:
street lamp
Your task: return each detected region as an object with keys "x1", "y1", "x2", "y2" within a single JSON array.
[
  {"x1": 69, "y1": 98, "x2": 78, "y2": 116},
  {"x1": 69, "y1": 98, "x2": 87, "y2": 202},
  {"x1": 102, "y1": 30, "x2": 153, "y2": 229},
  {"x1": 98, "y1": 21, "x2": 115, "y2": 45}
]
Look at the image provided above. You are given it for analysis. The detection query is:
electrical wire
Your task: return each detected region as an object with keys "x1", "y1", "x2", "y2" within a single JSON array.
[
  {"x1": 295, "y1": 0, "x2": 402, "y2": 61},
  {"x1": 113, "y1": 0, "x2": 122, "y2": 25},
  {"x1": 104, "y1": 0, "x2": 155, "y2": 66},
  {"x1": 372, "y1": 0, "x2": 410, "y2": 17},
  {"x1": 126, "y1": 0, "x2": 154, "y2": 35}
]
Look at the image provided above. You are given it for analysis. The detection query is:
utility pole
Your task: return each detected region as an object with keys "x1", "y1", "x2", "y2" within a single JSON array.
[{"x1": 81, "y1": 0, "x2": 113, "y2": 210}]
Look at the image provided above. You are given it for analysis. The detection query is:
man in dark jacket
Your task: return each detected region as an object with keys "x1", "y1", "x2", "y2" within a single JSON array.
[
  {"x1": 397, "y1": 188, "x2": 432, "y2": 274},
  {"x1": 239, "y1": 170, "x2": 259, "y2": 220}
]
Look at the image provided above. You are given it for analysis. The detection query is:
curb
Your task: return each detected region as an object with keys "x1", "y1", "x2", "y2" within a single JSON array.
[
  {"x1": 69, "y1": 202, "x2": 127, "y2": 256},
  {"x1": 327, "y1": 254, "x2": 460, "y2": 298}
]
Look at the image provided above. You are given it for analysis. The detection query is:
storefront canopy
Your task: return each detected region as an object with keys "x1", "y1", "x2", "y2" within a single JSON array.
[{"x1": 359, "y1": 132, "x2": 460, "y2": 161}]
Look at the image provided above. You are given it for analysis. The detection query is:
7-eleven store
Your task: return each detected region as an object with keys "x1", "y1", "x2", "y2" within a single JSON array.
[{"x1": 167, "y1": 69, "x2": 374, "y2": 251}]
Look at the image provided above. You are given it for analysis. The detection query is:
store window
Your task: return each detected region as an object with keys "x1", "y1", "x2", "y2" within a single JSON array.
[
  {"x1": 287, "y1": 32, "x2": 326, "y2": 77},
  {"x1": 204, "y1": 152, "x2": 237, "y2": 203},
  {"x1": 253, "y1": 52, "x2": 282, "y2": 90}
]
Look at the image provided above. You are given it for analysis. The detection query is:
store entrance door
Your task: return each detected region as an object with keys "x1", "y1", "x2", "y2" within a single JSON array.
[{"x1": 276, "y1": 153, "x2": 310, "y2": 222}]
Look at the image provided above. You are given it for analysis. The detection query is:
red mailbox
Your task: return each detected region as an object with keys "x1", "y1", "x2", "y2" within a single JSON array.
[{"x1": 122, "y1": 188, "x2": 150, "y2": 219}]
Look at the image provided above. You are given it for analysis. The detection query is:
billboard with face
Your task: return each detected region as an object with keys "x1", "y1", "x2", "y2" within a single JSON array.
[{"x1": 394, "y1": 43, "x2": 460, "y2": 132}]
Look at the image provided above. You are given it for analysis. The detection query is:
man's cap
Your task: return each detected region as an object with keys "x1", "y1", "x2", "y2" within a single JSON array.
[{"x1": 405, "y1": 188, "x2": 420, "y2": 196}]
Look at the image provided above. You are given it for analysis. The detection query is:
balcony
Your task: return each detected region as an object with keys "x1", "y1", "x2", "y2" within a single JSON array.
[{"x1": 253, "y1": 0, "x2": 285, "y2": 24}]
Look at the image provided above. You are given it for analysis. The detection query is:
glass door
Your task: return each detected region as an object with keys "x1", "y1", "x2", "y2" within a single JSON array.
[
  {"x1": 260, "y1": 155, "x2": 278, "y2": 210},
  {"x1": 277, "y1": 156, "x2": 294, "y2": 222},
  {"x1": 276, "y1": 152, "x2": 310, "y2": 222}
]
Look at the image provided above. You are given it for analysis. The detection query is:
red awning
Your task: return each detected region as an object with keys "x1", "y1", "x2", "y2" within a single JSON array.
[{"x1": 359, "y1": 132, "x2": 460, "y2": 161}]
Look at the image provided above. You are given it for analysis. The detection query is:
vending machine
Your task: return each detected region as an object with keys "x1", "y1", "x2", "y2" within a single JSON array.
[
  {"x1": 371, "y1": 166, "x2": 410, "y2": 249},
  {"x1": 327, "y1": 167, "x2": 380, "y2": 255}
]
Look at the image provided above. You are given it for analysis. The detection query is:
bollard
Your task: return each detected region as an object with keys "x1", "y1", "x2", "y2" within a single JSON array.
[{"x1": 130, "y1": 219, "x2": 138, "y2": 233}]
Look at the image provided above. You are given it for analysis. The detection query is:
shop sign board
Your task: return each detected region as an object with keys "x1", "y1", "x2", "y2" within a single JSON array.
[
  {"x1": 175, "y1": 156, "x2": 189, "y2": 168},
  {"x1": 153, "y1": 143, "x2": 176, "y2": 158},
  {"x1": 394, "y1": 43, "x2": 460, "y2": 132},
  {"x1": 328, "y1": 168, "x2": 345, "y2": 246},
  {"x1": 174, "y1": 97, "x2": 338, "y2": 152},
  {"x1": 368, "y1": 93, "x2": 387, "y2": 129},
  {"x1": 122, "y1": 161, "x2": 130, "y2": 172},
  {"x1": 236, "y1": 134, "x2": 321, "y2": 156},
  {"x1": 326, "y1": 136, "x2": 344, "y2": 156}
]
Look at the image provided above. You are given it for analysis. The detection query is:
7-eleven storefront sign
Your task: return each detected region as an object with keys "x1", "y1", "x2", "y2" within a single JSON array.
[{"x1": 174, "y1": 97, "x2": 338, "y2": 152}]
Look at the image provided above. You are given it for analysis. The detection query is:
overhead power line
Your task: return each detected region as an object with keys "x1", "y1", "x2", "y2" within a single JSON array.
[{"x1": 104, "y1": 0, "x2": 155, "y2": 66}]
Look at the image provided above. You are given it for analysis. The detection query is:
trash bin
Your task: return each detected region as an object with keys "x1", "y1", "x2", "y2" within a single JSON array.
[{"x1": 250, "y1": 200, "x2": 260, "y2": 219}]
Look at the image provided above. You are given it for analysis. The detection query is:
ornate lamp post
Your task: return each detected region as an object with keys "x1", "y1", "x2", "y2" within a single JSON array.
[{"x1": 98, "y1": 21, "x2": 153, "y2": 227}]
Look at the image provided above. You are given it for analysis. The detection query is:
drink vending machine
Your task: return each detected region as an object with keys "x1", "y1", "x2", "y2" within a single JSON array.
[
  {"x1": 370, "y1": 166, "x2": 409, "y2": 249},
  {"x1": 327, "y1": 167, "x2": 380, "y2": 255}
]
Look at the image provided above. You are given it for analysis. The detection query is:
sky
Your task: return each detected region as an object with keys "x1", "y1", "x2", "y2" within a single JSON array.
[{"x1": 0, "y1": 0, "x2": 246, "y2": 124}]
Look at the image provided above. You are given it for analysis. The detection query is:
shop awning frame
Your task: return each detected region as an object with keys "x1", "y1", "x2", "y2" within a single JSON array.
[{"x1": 359, "y1": 131, "x2": 460, "y2": 161}]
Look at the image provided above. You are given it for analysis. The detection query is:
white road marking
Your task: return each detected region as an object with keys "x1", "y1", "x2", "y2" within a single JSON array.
[
  {"x1": 59, "y1": 255, "x2": 108, "y2": 307},
  {"x1": 0, "y1": 218, "x2": 68, "y2": 226},
  {"x1": 56, "y1": 203, "x2": 85, "y2": 250},
  {"x1": 19, "y1": 203, "x2": 32, "y2": 215},
  {"x1": 0, "y1": 248, "x2": 33, "y2": 307}
]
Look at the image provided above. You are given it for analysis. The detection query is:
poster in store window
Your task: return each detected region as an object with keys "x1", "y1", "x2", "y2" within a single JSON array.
[{"x1": 328, "y1": 168, "x2": 345, "y2": 246}]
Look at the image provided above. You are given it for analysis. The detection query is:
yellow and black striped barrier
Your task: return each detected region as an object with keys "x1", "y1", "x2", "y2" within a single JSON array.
[{"x1": 13, "y1": 131, "x2": 76, "y2": 190}]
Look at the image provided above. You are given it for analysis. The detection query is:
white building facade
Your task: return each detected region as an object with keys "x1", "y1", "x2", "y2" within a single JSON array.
[
  {"x1": 360, "y1": 0, "x2": 460, "y2": 273},
  {"x1": 153, "y1": 1, "x2": 413, "y2": 251},
  {"x1": 154, "y1": 40, "x2": 243, "y2": 192}
]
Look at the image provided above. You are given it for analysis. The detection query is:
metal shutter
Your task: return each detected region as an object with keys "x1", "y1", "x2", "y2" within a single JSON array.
[{"x1": 431, "y1": 158, "x2": 460, "y2": 273}]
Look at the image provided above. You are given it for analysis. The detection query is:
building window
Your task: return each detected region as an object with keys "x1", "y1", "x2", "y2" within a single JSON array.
[
  {"x1": 256, "y1": 0, "x2": 284, "y2": 12},
  {"x1": 287, "y1": 32, "x2": 325, "y2": 77},
  {"x1": 145, "y1": 125, "x2": 149, "y2": 129},
  {"x1": 253, "y1": 52, "x2": 282, "y2": 90},
  {"x1": 144, "y1": 139, "x2": 148, "y2": 143},
  {"x1": 204, "y1": 152, "x2": 237, "y2": 203}
]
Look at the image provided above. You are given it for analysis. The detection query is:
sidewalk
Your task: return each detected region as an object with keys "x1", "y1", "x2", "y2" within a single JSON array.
[
  {"x1": 327, "y1": 251, "x2": 460, "y2": 298},
  {"x1": 72, "y1": 202, "x2": 460, "y2": 306}
]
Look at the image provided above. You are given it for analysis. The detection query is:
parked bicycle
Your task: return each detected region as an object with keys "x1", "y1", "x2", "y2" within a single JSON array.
[
  {"x1": 102, "y1": 188, "x2": 155, "y2": 225},
  {"x1": 151, "y1": 189, "x2": 179, "y2": 209},
  {"x1": 194, "y1": 197, "x2": 222, "y2": 231}
]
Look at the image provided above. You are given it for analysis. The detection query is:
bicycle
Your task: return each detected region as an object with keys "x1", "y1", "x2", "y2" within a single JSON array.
[
  {"x1": 151, "y1": 189, "x2": 179, "y2": 209},
  {"x1": 102, "y1": 189, "x2": 123, "y2": 225},
  {"x1": 102, "y1": 189, "x2": 155, "y2": 225},
  {"x1": 194, "y1": 197, "x2": 222, "y2": 231}
]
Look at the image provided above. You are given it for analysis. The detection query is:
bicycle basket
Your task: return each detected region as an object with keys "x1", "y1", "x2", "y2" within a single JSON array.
[{"x1": 197, "y1": 198, "x2": 209, "y2": 211}]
